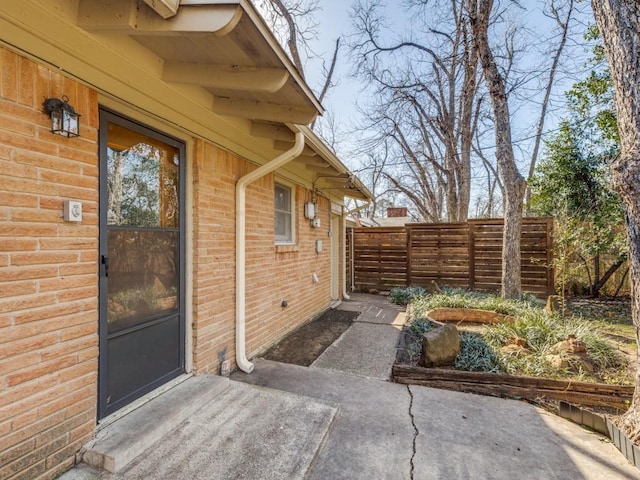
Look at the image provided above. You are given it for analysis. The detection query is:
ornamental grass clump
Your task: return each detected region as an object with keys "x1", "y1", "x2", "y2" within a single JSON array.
[
  {"x1": 389, "y1": 286, "x2": 427, "y2": 306},
  {"x1": 454, "y1": 333, "x2": 504, "y2": 373},
  {"x1": 484, "y1": 310, "x2": 626, "y2": 376},
  {"x1": 403, "y1": 289, "x2": 628, "y2": 383}
]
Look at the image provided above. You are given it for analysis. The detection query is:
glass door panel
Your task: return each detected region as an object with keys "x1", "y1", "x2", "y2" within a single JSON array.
[{"x1": 99, "y1": 111, "x2": 185, "y2": 419}]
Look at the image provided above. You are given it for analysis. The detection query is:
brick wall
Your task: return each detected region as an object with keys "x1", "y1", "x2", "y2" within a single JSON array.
[
  {"x1": 0, "y1": 48, "x2": 99, "y2": 479},
  {"x1": 192, "y1": 139, "x2": 334, "y2": 373},
  {"x1": 0, "y1": 45, "x2": 343, "y2": 479}
]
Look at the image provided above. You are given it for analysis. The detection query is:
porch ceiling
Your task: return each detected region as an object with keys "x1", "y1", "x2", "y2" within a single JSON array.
[{"x1": 77, "y1": 0, "x2": 323, "y2": 125}]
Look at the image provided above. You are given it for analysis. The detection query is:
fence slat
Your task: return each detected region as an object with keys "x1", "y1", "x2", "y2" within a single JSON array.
[{"x1": 350, "y1": 218, "x2": 554, "y2": 295}]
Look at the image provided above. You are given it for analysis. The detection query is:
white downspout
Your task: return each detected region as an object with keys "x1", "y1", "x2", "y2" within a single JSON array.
[
  {"x1": 342, "y1": 202, "x2": 370, "y2": 300},
  {"x1": 236, "y1": 131, "x2": 305, "y2": 373}
]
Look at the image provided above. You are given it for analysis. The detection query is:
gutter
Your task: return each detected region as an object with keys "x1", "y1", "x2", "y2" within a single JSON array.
[
  {"x1": 235, "y1": 131, "x2": 305, "y2": 373},
  {"x1": 343, "y1": 202, "x2": 370, "y2": 299}
]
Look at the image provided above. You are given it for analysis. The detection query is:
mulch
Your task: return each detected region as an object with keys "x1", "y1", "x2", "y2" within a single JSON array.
[{"x1": 263, "y1": 309, "x2": 360, "y2": 366}]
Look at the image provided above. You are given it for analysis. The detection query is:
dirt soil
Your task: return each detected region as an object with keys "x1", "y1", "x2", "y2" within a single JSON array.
[
  {"x1": 263, "y1": 309, "x2": 360, "y2": 366},
  {"x1": 567, "y1": 296, "x2": 637, "y2": 385}
]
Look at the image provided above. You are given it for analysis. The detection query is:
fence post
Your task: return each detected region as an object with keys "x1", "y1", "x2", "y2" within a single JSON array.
[
  {"x1": 546, "y1": 218, "x2": 555, "y2": 295},
  {"x1": 468, "y1": 221, "x2": 475, "y2": 291},
  {"x1": 406, "y1": 225, "x2": 412, "y2": 287}
]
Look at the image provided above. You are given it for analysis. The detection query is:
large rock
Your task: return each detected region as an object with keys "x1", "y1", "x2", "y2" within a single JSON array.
[
  {"x1": 419, "y1": 324, "x2": 460, "y2": 367},
  {"x1": 550, "y1": 335, "x2": 587, "y2": 354},
  {"x1": 547, "y1": 335, "x2": 593, "y2": 373},
  {"x1": 545, "y1": 353, "x2": 594, "y2": 374}
]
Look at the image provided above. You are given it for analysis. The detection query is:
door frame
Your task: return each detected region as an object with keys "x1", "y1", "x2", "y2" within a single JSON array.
[{"x1": 97, "y1": 108, "x2": 187, "y2": 420}]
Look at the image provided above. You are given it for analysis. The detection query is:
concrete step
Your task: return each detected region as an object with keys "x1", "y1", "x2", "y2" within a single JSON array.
[
  {"x1": 63, "y1": 379, "x2": 338, "y2": 480},
  {"x1": 82, "y1": 375, "x2": 230, "y2": 473}
]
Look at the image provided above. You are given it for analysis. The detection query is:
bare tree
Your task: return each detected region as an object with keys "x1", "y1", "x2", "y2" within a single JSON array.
[
  {"x1": 473, "y1": 137, "x2": 503, "y2": 217},
  {"x1": 356, "y1": 97, "x2": 450, "y2": 221},
  {"x1": 352, "y1": 143, "x2": 396, "y2": 219},
  {"x1": 591, "y1": 0, "x2": 640, "y2": 442},
  {"x1": 257, "y1": 0, "x2": 340, "y2": 132},
  {"x1": 466, "y1": 0, "x2": 526, "y2": 299},
  {"x1": 350, "y1": 0, "x2": 482, "y2": 222},
  {"x1": 257, "y1": 0, "x2": 319, "y2": 75},
  {"x1": 525, "y1": 0, "x2": 577, "y2": 211}
]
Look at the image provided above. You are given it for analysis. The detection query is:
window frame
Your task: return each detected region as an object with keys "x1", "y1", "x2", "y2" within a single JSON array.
[{"x1": 274, "y1": 181, "x2": 295, "y2": 245}]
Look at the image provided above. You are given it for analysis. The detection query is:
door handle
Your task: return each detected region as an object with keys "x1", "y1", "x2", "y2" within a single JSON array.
[{"x1": 101, "y1": 255, "x2": 109, "y2": 277}]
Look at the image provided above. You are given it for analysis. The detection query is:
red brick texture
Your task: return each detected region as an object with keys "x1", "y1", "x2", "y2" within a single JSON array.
[
  {"x1": 191, "y1": 139, "x2": 336, "y2": 374},
  {"x1": 0, "y1": 48, "x2": 99, "y2": 480},
  {"x1": 1, "y1": 46, "x2": 343, "y2": 479}
]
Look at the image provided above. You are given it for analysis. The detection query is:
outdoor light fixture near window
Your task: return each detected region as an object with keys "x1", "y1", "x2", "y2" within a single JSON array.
[{"x1": 43, "y1": 96, "x2": 80, "y2": 137}]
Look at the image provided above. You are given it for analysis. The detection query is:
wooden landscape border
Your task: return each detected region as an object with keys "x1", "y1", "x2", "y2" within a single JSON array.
[
  {"x1": 425, "y1": 308, "x2": 515, "y2": 324},
  {"x1": 392, "y1": 364, "x2": 634, "y2": 409}
]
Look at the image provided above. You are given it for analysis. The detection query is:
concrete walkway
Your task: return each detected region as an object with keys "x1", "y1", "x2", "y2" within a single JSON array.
[
  {"x1": 59, "y1": 294, "x2": 640, "y2": 479},
  {"x1": 311, "y1": 293, "x2": 407, "y2": 379},
  {"x1": 236, "y1": 358, "x2": 640, "y2": 480}
]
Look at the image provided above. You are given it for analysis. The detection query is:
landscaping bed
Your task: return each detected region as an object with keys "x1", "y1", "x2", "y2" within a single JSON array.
[
  {"x1": 392, "y1": 288, "x2": 636, "y2": 410},
  {"x1": 263, "y1": 308, "x2": 359, "y2": 366}
]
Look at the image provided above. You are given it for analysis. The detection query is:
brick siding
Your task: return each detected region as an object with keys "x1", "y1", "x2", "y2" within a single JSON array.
[
  {"x1": 1, "y1": 46, "x2": 342, "y2": 479},
  {"x1": 192, "y1": 139, "x2": 335, "y2": 373},
  {"x1": 0, "y1": 48, "x2": 99, "y2": 480}
]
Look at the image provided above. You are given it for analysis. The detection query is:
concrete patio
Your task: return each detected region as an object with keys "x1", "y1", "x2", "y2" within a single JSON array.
[{"x1": 58, "y1": 294, "x2": 640, "y2": 479}]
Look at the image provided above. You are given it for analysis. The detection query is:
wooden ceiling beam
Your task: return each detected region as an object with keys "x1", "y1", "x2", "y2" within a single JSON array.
[
  {"x1": 273, "y1": 140, "x2": 317, "y2": 156},
  {"x1": 163, "y1": 63, "x2": 289, "y2": 93},
  {"x1": 300, "y1": 156, "x2": 331, "y2": 168},
  {"x1": 212, "y1": 97, "x2": 318, "y2": 124},
  {"x1": 250, "y1": 122, "x2": 296, "y2": 142},
  {"x1": 78, "y1": 0, "x2": 242, "y2": 36},
  {"x1": 142, "y1": 0, "x2": 179, "y2": 19}
]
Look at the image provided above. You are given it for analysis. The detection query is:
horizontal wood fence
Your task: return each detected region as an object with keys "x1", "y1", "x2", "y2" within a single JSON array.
[{"x1": 349, "y1": 218, "x2": 554, "y2": 296}]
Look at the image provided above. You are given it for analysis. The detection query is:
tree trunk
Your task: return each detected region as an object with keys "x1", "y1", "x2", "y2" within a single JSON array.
[
  {"x1": 591, "y1": 0, "x2": 640, "y2": 441},
  {"x1": 592, "y1": 256, "x2": 625, "y2": 297},
  {"x1": 467, "y1": 0, "x2": 526, "y2": 298},
  {"x1": 525, "y1": 0, "x2": 575, "y2": 214},
  {"x1": 593, "y1": 253, "x2": 601, "y2": 296},
  {"x1": 501, "y1": 181, "x2": 525, "y2": 298}
]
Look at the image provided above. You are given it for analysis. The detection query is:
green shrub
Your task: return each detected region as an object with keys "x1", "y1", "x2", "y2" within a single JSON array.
[
  {"x1": 389, "y1": 286, "x2": 427, "y2": 306},
  {"x1": 454, "y1": 333, "x2": 504, "y2": 373},
  {"x1": 408, "y1": 318, "x2": 435, "y2": 338},
  {"x1": 402, "y1": 288, "x2": 627, "y2": 383}
]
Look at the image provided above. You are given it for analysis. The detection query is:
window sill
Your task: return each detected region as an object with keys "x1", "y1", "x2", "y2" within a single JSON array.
[{"x1": 275, "y1": 244, "x2": 299, "y2": 254}]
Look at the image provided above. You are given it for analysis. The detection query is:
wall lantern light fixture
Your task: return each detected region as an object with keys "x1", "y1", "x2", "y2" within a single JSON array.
[{"x1": 43, "y1": 96, "x2": 80, "y2": 137}]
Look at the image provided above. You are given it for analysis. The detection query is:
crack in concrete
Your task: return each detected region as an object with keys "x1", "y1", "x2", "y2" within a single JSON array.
[{"x1": 407, "y1": 385, "x2": 418, "y2": 480}]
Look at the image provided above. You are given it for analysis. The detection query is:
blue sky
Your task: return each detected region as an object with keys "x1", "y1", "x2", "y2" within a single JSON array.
[
  {"x1": 270, "y1": 0, "x2": 597, "y2": 212},
  {"x1": 304, "y1": 1, "x2": 593, "y2": 144}
]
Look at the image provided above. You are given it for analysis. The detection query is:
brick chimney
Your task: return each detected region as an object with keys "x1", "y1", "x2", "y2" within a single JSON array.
[{"x1": 387, "y1": 207, "x2": 408, "y2": 218}]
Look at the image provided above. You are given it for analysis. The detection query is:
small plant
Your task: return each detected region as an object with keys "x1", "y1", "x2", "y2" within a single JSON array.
[
  {"x1": 408, "y1": 318, "x2": 435, "y2": 338},
  {"x1": 454, "y1": 333, "x2": 504, "y2": 373},
  {"x1": 400, "y1": 318, "x2": 436, "y2": 363},
  {"x1": 401, "y1": 288, "x2": 629, "y2": 384},
  {"x1": 389, "y1": 286, "x2": 426, "y2": 306}
]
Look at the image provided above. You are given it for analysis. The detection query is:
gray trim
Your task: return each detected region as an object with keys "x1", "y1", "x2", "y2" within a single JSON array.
[{"x1": 98, "y1": 108, "x2": 186, "y2": 420}]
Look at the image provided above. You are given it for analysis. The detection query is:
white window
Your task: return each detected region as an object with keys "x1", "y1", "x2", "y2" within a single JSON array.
[{"x1": 275, "y1": 182, "x2": 294, "y2": 243}]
